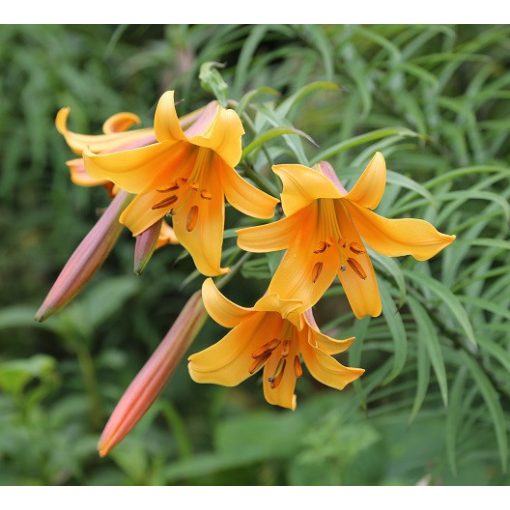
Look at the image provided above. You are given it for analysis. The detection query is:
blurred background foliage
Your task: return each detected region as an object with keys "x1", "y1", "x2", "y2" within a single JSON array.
[{"x1": 0, "y1": 24, "x2": 510, "y2": 485}]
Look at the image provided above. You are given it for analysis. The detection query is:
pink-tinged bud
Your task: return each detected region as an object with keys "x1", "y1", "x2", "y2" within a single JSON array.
[
  {"x1": 35, "y1": 191, "x2": 133, "y2": 322},
  {"x1": 319, "y1": 161, "x2": 348, "y2": 195},
  {"x1": 98, "y1": 290, "x2": 206, "y2": 457},
  {"x1": 133, "y1": 219, "x2": 163, "y2": 275}
]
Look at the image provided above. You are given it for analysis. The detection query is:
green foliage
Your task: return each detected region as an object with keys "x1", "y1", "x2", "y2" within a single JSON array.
[{"x1": 1, "y1": 24, "x2": 510, "y2": 485}]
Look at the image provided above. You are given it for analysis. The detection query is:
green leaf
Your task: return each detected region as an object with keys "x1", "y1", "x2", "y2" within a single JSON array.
[
  {"x1": 446, "y1": 367, "x2": 467, "y2": 476},
  {"x1": 460, "y1": 351, "x2": 508, "y2": 472},
  {"x1": 408, "y1": 296, "x2": 448, "y2": 406},
  {"x1": 403, "y1": 270, "x2": 476, "y2": 349},
  {"x1": 408, "y1": 333, "x2": 430, "y2": 424},
  {"x1": 379, "y1": 279, "x2": 407, "y2": 384}
]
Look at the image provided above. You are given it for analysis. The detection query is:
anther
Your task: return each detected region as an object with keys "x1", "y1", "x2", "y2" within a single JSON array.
[
  {"x1": 347, "y1": 258, "x2": 367, "y2": 279},
  {"x1": 268, "y1": 358, "x2": 286, "y2": 389},
  {"x1": 152, "y1": 195, "x2": 178, "y2": 210},
  {"x1": 249, "y1": 351, "x2": 271, "y2": 374},
  {"x1": 312, "y1": 262, "x2": 323, "y2": 283},
  {"x1": 349, "y1": 242, "x2": 366, "y2": 254},
  {"x1": 294, "y1": 356, "x2": 303, "y2": 378},
  {"x1": 281, "y1": 340, "x2": 290, "y2": 357},
  {"x1": 313, "y1": 241, "x2": 330, "y2": 254},
  {"x1": 186, "y1": 205, "x2": 199, "y2": 232},
  {"x1": 200, "y1": 189, "x2": 212, "y2": 200},
  {"x1": 338, "y1": 237, "x2": 347, "y2": 248},
  {"x1": 157, "y1": 182, "x2": 179, "y2": 192},
  {"x1": 251, "y1": 339, "x2": 281, "y2": 359},
  {"x1": 190, "y1": 181, "x2": 200, "y2": 191}
]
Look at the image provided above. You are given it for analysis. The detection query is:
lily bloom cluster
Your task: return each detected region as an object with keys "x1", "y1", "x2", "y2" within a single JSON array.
[{"x1": 38, "y1": 89, "x2": 455, "y2": 455}]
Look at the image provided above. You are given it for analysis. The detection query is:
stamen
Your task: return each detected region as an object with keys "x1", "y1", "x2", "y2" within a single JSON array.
[
  {"x1": 157, "y1": 182, "x2": 179, "y2": 192},
  {"x1": 281, "y1": 339, "x2": 290, "y2": 357},
  {"x1": 268, "y1": 358, "x2": 287, "y2": 389},
  {"x1": 338, "y1": 237, "x2": 347, "y2": 249},
  {"x1": 312, "y1": 262, "x2": 323, "y2": 283},
  {"x1": 200, "y1": 189, "x2": 212, "y2": 200},
  {"x1": 186, "y1": 206, "x2": 199, "y2": 232},
  {"x1": 294, "y1": 355, "x2": 303, "y2": 378},
  {"x1": 249, "y1": 351, "x2": 271, "y2": 374},
  {"x1": 313, "y1": 241, "x2": 330, "y2": 254},
  {"x1": 152, "y1": 195, "x2": 178, "y2": 210},
  {"x1": 251, "y1": 339, "x2": 281, "y2": 359},
  {"x1": 349, "y1": 242, "x2": 366, "y2": 254},
  {"x1": 190, "y1": 181, "x2": 200, "y2": 191},
  {"x1": 347, "y1": 258, "x2": 367, "y2": 279}
]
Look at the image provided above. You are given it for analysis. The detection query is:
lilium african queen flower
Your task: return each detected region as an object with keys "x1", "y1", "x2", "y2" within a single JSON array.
[
  {"x1": 188, "y1": 279, "x2": 364, "y2": 410},
  {"x1": 83, "y1": 91, "x2": 279, "y2": 276},
  {"x1": 237, "y1": 154, "x2": 456, "y2": 319}
]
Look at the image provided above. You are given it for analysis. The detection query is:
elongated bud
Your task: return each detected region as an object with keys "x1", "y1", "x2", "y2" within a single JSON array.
[
  {"x1": 35, "y1": 191, "x2": 132, "y2": 322},
  {"x1": 319, "y1": 161, "x2": 348, "y2": 194},
  {"x1": 98, "y1": 290, "x2": 206, "y2": 457},
  {"x1": 133, "y1": 219, "x2": 163, "y2": 275}
]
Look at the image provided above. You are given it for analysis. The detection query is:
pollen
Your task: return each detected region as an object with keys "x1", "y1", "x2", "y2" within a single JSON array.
[
  {"x1": 200, "y1": 189, "x2": 212, "y2": 200},
  {"x1": 349, "y1": 242, "x2": 366, "y2": 254},
  {"x1": 157, "y1": 182, "x2": 179, "y2": 192},
  {"x1": 313, "y1": 241, "x2": 330, "y2": 254},
  {"x1": 347, "y1": 257, "x2": 367, "y2": 279},
  {"x1": 312, "y1": 262, "x2": 323, "y2": 283},
  {"x1": 249, "y1": 351, "x2": 271, "y2": 374},
  {"x1": 251, "y1": 339, "x2": 280, "y2": 358},
  {"x1": 152, "y1": 195, "x2": 178, "y2": 209},
  {"x1": 268, "y1": 358, "x2": 286, "y2": 389},
  {"x1": 186, "y1": 205, "x2": 199, "y2": 232}
]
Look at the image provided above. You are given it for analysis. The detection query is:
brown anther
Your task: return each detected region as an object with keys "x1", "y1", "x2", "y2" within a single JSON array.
[
  {"x1": 281, "y1": 340, "x2": 290, "y2": 357},
  {"x1": 152, "y1": 195, "x2": 178, "y2": 210},
  {"x1": 349, "y1": 242, "x2": 366, "y2": 255},
  {"x1": 294, "y1": 355, "x2": 303, "y2": 378},
  {"x1": 312, "y1": 262, "x2": 323, "y2": 283},
  {"x1": 268, "y1": 358, "x2": 286, "y2": 389},
  {"x1": 347, "y1": 257, "x2": 367, "y2": 279},
  {"x1": 313, "y1": 241, "x2": 330, "y2": 254},
  {"x1": 200, "y1": 189, "x2": 212, "y2": 200},
  {"x1": 249, "y1": 351, "x2": 271, "y2": 374},
  {"x1": 186, "y1": 205, "x2": 199, "y2": 231},
  {"x1": 179, "y1": 177, "x2": 188, "y2": 184},
  {"x1": 190, "y1": 181, "x2": 200, "y2": 191},
  {"x1": 251, "y1": 339, "x2": 281, "y2": 359},
  {"x1": 157, "y1": 182, "x2": 179, "y2": 193}
]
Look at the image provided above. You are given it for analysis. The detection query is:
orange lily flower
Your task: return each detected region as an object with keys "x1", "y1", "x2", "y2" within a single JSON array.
[
  {"x1": 237, "y1": 154, "x2": 456, "y2": 319},
  {"x1": 188, "y1": 279, "x2": 364, "y2": 410},
  {"x1": 82, "y1": 91, "x2": 279, "y2": 276},
  {"x1": 56, "y1": 105, "x2": 202, "y2": 247}
]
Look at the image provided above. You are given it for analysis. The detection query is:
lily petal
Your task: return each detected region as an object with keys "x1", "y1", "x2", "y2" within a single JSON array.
[
  {"x1": 220, "y1": 159, "x2": 279, "y2": 219},
  {"x1": 262, "y1": 337, "x2": 299, "y2": 410},
  {"x1": 344, "y1": 152, "x2": 386, "y2": 209},
  {"x1": 335, "y1": 201, "x2": 382, "y2": 318},
  {"x1": 66, "y1": 158, "x2": 108, "y2": 187},
  {"x1": 188, "y1": 312, "x2": 281, "y2": 386},
  {"x1": 102, "y1": 112, "x2": 141, "y2": 134},
  {"x1": 56, "y1": 107, "x2": 155, "y2": 155},
  {"x1": 202, "y1": 278, "x2": 253, "y2": 328},
  {"x1": 120, "y1": 188, "x2": 174, "y2": 236},
  {"x1": 156, "y1": 221, "x2": 179, "y2": 249},
  {"x1": 301, "y1": 340, "x2": 364, "y2": 390},
  {"x1": 303, "y1": 309, "x2": 355, "y2": 355},
  {"x1": 154, "y1": 90, "x2": 187, "y2": 143},
  {"x1": 188, "y1": 108, "x2": 244, "y2": 167},
  {"x1": 346, "y1": 201, "x2": 456, "y2": 261},
  {"x1": 172, "y1": 166, "x2": 228, "y2": 276},
  {"x1": 84, "y1": 141, "x2": 194, "y2": 194},
  {"x1": 273, "y1": 164, "x2": 343, "y2": 216},
  {"x1": 237, "y1": 212, "x2": 303, "y2": 253},
  {"x1": 264, "y1": 204, "x2": 338, "y2": 311}
]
